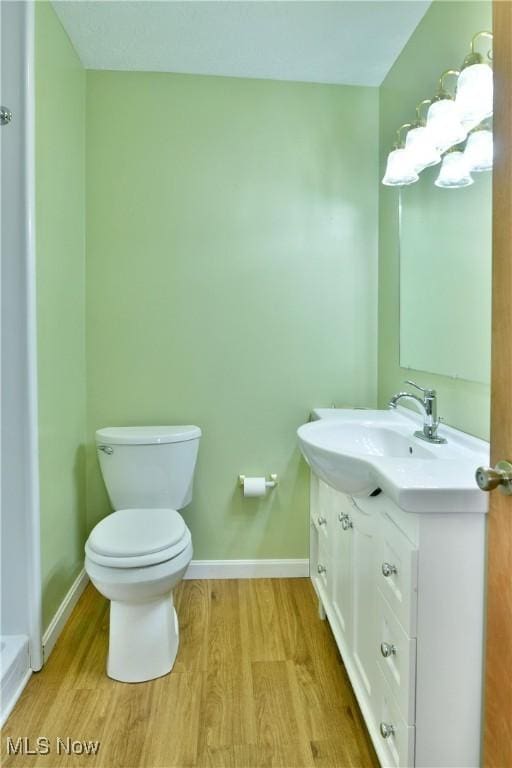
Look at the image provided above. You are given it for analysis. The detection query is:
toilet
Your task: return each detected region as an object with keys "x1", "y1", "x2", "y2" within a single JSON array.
[{"x1": 84, "y1": 425, "x2": 201, "y2": 683}]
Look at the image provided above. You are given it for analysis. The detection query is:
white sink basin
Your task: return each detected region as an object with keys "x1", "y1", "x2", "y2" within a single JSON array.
[{"x1": 297, "y1": 408, "x2": 489, "y2": 514}]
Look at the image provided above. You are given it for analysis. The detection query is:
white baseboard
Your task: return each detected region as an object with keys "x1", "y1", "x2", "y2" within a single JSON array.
[
  {"x1": 42, "y1": 568, "x2": 89, "y2": 662},
  {"x1": 184, "y1": 558, "x2": 309, "y2": 580}
]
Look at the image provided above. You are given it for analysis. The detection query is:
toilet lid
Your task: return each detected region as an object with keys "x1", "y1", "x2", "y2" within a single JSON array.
[
  {"x1": 87, "y1": 508, "x2": 186, "y2": 558},
  {"x1": 96, "y1": 425, "x2": 201, "y2": 445}
]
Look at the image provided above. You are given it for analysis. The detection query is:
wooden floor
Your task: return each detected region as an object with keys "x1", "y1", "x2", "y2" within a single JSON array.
[{"x1": 2, "y1": 579, "x2": 378, "y2": 768}]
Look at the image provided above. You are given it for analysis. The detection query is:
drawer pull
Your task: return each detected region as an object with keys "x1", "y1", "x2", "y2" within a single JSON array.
[
  {"x1": 317, "y1": 516, "x2": 327, "y2": 526},
  {"x1": 341, "y1": 515, "x2": 353, "y2": 530},
  {"x1": 382, "y1": 562, "x2": 398, "y2": 577},
  {"x1": 380, "y1": 641, "x2": 397, "y2": 658},
  {"x1": 338, "y1": 511, "x2": 347, "y2": 522},
  {"x1": 380, "y1": 722, "x2": 395, "y2": 739},
  {"x1": 317, "y1": 564, "x2": 327, "y2": 575}
]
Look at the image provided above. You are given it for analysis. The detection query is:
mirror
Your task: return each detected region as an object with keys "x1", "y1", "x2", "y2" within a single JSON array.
[{"x1": 399, "y1": 163, "x2": 492, "y2": 384}]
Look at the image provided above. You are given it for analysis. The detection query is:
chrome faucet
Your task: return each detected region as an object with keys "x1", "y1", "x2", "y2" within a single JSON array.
[{"x1": 388, "y1": 380, "x2": 447, "y2": 444}]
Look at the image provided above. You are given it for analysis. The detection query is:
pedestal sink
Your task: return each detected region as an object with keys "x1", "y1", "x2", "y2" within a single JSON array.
[{"x1": 297, "y1": 408, "x2": 489, "y2": 514}]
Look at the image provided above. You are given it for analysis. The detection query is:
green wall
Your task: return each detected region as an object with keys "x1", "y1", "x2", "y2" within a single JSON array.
[
  {"x1": 378, "y1": 0, "x2": 492, "y2": 439},
  {"x1": 35, "y1": 2, "x2": 87, "y2": 630},
  {"x1": 37, "y1": 0, "x2": 492, "y2": 613},
  {"x1": 86, "y1": 72, "x2": 379, "y2": 558}
]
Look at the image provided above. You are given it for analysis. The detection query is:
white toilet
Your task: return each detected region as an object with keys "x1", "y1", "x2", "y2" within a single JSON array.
[{"x1": 84, "y1": 425, "x2": 201, "y2": 683}]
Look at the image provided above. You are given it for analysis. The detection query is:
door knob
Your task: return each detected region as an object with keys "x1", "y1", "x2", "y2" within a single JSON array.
[
  {"x1": 380, "y1": 722, "x2": 395, "y2": 739},
  {"x1": 475, "y1": 461, "x2": 512, "y2": 495},
  {"x1": 380, "y1": 641, "x2": 397, "y2": 658},
  {"x1": 382, "y1": 562, "x2": 398, "y2": 577},
  {"x1": 0, "y1": 106, "x2": 12, "y2": 126}
]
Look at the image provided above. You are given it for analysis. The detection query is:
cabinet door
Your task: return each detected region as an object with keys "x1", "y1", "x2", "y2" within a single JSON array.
[
  {"x1": 350, "y1": 500, "x2": 378, "y2": 705},
  {"x1": 331, "y1": 492, "x2": 353, "y2": 644},
  {"x1": 378, "y1": 512, "x2": 418, "y2": 636},
  {"x1": 376, "y1": 668, "x2": 416, "y2": 768},
  {"x1": 310, "y1": 478, "x2": 334, "y2": 603},
  {"x1": 377, "y1": 590, "x2": 416, "y2": 725}
]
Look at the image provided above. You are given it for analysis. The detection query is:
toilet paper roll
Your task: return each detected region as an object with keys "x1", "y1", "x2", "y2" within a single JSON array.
[{"x1": 243, "y1": 477, "x2": 267, "y2": 497}]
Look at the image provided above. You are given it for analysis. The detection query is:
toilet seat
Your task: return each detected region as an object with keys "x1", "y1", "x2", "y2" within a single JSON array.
[{"x1": 85, "y1": 508, "x2": 190, "y2": 568}]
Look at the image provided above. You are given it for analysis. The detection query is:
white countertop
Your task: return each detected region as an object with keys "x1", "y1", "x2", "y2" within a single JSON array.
[{"x1": 297, "y1": 407, "x2": 490, "y2": 514}]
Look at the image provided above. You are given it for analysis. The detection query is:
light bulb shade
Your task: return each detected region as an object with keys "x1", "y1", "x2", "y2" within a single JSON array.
[
  {"x1": 434, "y1": 151, "x2": 474, "y2": 188},
  {"x1": 455, "y1": 63, "x2": 493, "y2": 125},
  {"x1": 382, "y1": 148, "x2": 419, "y2": 186},
  {"x1": 460, "y1": 115, "x2": 483, "y2": 133},
  {"x1": 404, "y1": 126, "x2": 441, "y2": 171},
  {"x1": 464, "y1": 128, "x2": 493, "y2": 172},
  {"x1": 425, "y1": 99, "x2": 467, "y2": 153}
]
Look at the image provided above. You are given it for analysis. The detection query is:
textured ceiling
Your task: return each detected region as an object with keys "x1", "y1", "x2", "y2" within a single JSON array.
[{"x1": 52, "y1": 1, "x2": 431, "y2": 87}]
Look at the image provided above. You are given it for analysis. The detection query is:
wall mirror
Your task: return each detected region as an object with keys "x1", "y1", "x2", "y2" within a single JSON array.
[{"x1": 399, "y1": 164, "x2": 492, "y2": 384}]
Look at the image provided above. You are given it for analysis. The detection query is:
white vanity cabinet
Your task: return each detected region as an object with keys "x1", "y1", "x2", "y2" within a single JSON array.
[{"x1": 310, "y1": 473, "x2": 486, "y2": 768}]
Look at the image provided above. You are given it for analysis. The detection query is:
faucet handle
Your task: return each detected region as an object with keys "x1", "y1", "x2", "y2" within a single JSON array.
[{"x1": 404, "y1": 380, "x2": 436, "y2": 396}]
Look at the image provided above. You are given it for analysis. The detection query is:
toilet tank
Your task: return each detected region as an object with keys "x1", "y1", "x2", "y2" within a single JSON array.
[{"x1": 95, "y1": 426, "x2": 201, "y2": 511}]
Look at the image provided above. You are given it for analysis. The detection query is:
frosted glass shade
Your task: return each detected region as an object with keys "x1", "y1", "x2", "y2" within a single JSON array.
[
  {"x1": 455, "y1": 63, "x2": 493, "y2": 126},
  {"x1": 426, "y1": 99, "x2": 467, "y2": 154},
  {"x1": 435, "y1": 151, "x2": 474, "y2": 188},
  {"x1": 382, "y1": 148, "x2": 419, "y2": 186},
  {"x1": 404, "y1": 126, "x2": 441, "y2": 171},
  {"x1": 460, "y1": 115, "x2": 483, "y2": 133},
  {"x1": 464, "y1": 129, "x2": 493, "y2": 172}
]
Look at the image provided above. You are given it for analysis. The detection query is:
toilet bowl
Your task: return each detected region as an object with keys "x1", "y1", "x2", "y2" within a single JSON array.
[
  {"x1": 85, "y1": 508, "x2": 193, "y2": 683},
  {"x1": 84, "y1": 426, "x2": 201, "y2": 683}
]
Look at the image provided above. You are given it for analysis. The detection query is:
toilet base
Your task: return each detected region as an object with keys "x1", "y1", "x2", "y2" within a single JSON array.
[{"x1": 107, "y1": 594, "x2": 179, "y2": 683}]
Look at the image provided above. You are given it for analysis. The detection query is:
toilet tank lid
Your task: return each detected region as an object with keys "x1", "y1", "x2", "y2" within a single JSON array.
[{"x1": 95, "y1": 425, "x2": 201, "y2": 445}]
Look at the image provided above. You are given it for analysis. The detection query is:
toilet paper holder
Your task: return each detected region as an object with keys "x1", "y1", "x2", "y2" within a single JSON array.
[{"x1": 238, "y1": 474, "x2": 278, "y2": 489}]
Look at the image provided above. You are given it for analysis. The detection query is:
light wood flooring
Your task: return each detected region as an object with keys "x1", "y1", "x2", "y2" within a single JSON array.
[{"x1": 2, "y1": 579, "x2": 378, "y2": 768}]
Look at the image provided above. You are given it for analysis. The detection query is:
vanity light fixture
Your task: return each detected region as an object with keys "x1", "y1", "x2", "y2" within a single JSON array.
[
  {"x1": 382, "y1": 31, "x2": 493, "y2": 188},
  {"x1": 434, "y1": 147, "x2": 474, "y2": 188},
  {"x1": 464, "y1": 125, "x2": 493, "y2": 172},
  {"x1": 455, "y1": 31, "x2": 493, "y2": 129},
  {"x1": 382, "y1": 124, "x2": 419, "y2": 186},
  {"x1": 425, "y1": 70, "x2": 467, "y2": 154},
  {"x1": 404, "y1": 100, "x2": 441, "y2": 172}
]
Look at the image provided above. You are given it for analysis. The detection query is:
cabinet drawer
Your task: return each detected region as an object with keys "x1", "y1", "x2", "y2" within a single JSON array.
[
  {"x1": 378, "y1": 513, "x2": 418, "y2": 636},
  {"x1": 377, "y1": 590, "x2": 416, "y2": 725},
  {"x1": 376, "y1": 669, "x2": 415, "y2": 768}
]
